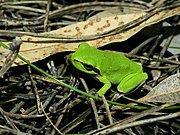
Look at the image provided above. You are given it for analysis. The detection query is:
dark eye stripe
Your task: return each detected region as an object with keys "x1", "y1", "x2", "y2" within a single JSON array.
[
  {"x1": 83, "y1": 64, "x2": 94, "y2": 71},
  {"x1": 82, "y1": 63, "x2": 101, "y2": 75},
  {"x1": 74, "y1": 60, "x2": 101, "y2": 75}
]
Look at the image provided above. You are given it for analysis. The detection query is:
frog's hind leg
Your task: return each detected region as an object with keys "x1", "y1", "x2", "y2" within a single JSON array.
[{"x1": 117, "y1": 73, "x2": 148, "y2": 93}]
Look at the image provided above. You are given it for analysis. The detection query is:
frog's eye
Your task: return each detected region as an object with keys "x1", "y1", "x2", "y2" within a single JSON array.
[
  {"x1": 83, "y1": 64, "x2": 100, "y2": 74},
  {"x1": 83, "y1": 64, "x2": 94, "y2": 71}
]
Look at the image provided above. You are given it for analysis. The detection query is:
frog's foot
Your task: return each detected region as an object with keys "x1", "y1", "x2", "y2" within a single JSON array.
[{"x1": 117, "y1": 73, "x2": 148, "y2": 93}]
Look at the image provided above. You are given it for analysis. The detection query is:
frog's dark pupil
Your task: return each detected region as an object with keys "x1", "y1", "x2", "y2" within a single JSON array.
[
  {"x1": 83, "y1": 64, "x2": 101, "y2": 75},
  {"x1": 83, "y1": 64, "x2": 93, "y2": 71}
]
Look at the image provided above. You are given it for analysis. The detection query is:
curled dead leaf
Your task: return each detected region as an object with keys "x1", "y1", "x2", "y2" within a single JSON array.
[
  {"x1": 0, "y1": 7, "x2": 179, "y2": 66},
  {"x1": 138, "y1": 73, "x2": 180, "y2": 103}
]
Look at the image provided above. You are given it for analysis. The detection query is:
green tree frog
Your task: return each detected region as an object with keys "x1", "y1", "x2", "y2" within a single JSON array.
[{"x1": 70, "y1": 43, "x2": 148, "y2": 97}]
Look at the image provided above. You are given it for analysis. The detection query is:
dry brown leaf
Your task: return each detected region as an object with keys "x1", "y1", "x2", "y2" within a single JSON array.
[
  {"x1": 138, "y1": 73, "x2": 180, "y2": 103},
  {"x1": 1, "y1": 7, "x2": 179, "y2": 66}
]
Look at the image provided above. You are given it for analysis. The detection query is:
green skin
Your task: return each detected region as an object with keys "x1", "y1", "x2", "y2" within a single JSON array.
[{"x1": 70, "y1": 43, "x2": 148, "y2": 97}]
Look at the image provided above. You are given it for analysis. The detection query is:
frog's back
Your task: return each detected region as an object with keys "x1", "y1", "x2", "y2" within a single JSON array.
[{"x1": 99, "y1": 51, "x2": 143, "y2": 83}]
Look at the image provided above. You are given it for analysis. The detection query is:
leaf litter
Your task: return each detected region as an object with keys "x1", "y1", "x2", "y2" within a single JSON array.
[{"x1": 0, "y1": 1, "x2": 180, "y2": 135}]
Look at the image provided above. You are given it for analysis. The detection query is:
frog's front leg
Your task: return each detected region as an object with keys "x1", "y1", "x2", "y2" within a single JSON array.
[
  {"x1": 96, "y1": 76, "x2": 111, "y2": 96},
  {"x1": 117, "y1": 73, "x2": 148, "y2": 93},
  {"x1": 96, "y1": 76, "x2": 113, "y2": 124}
]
